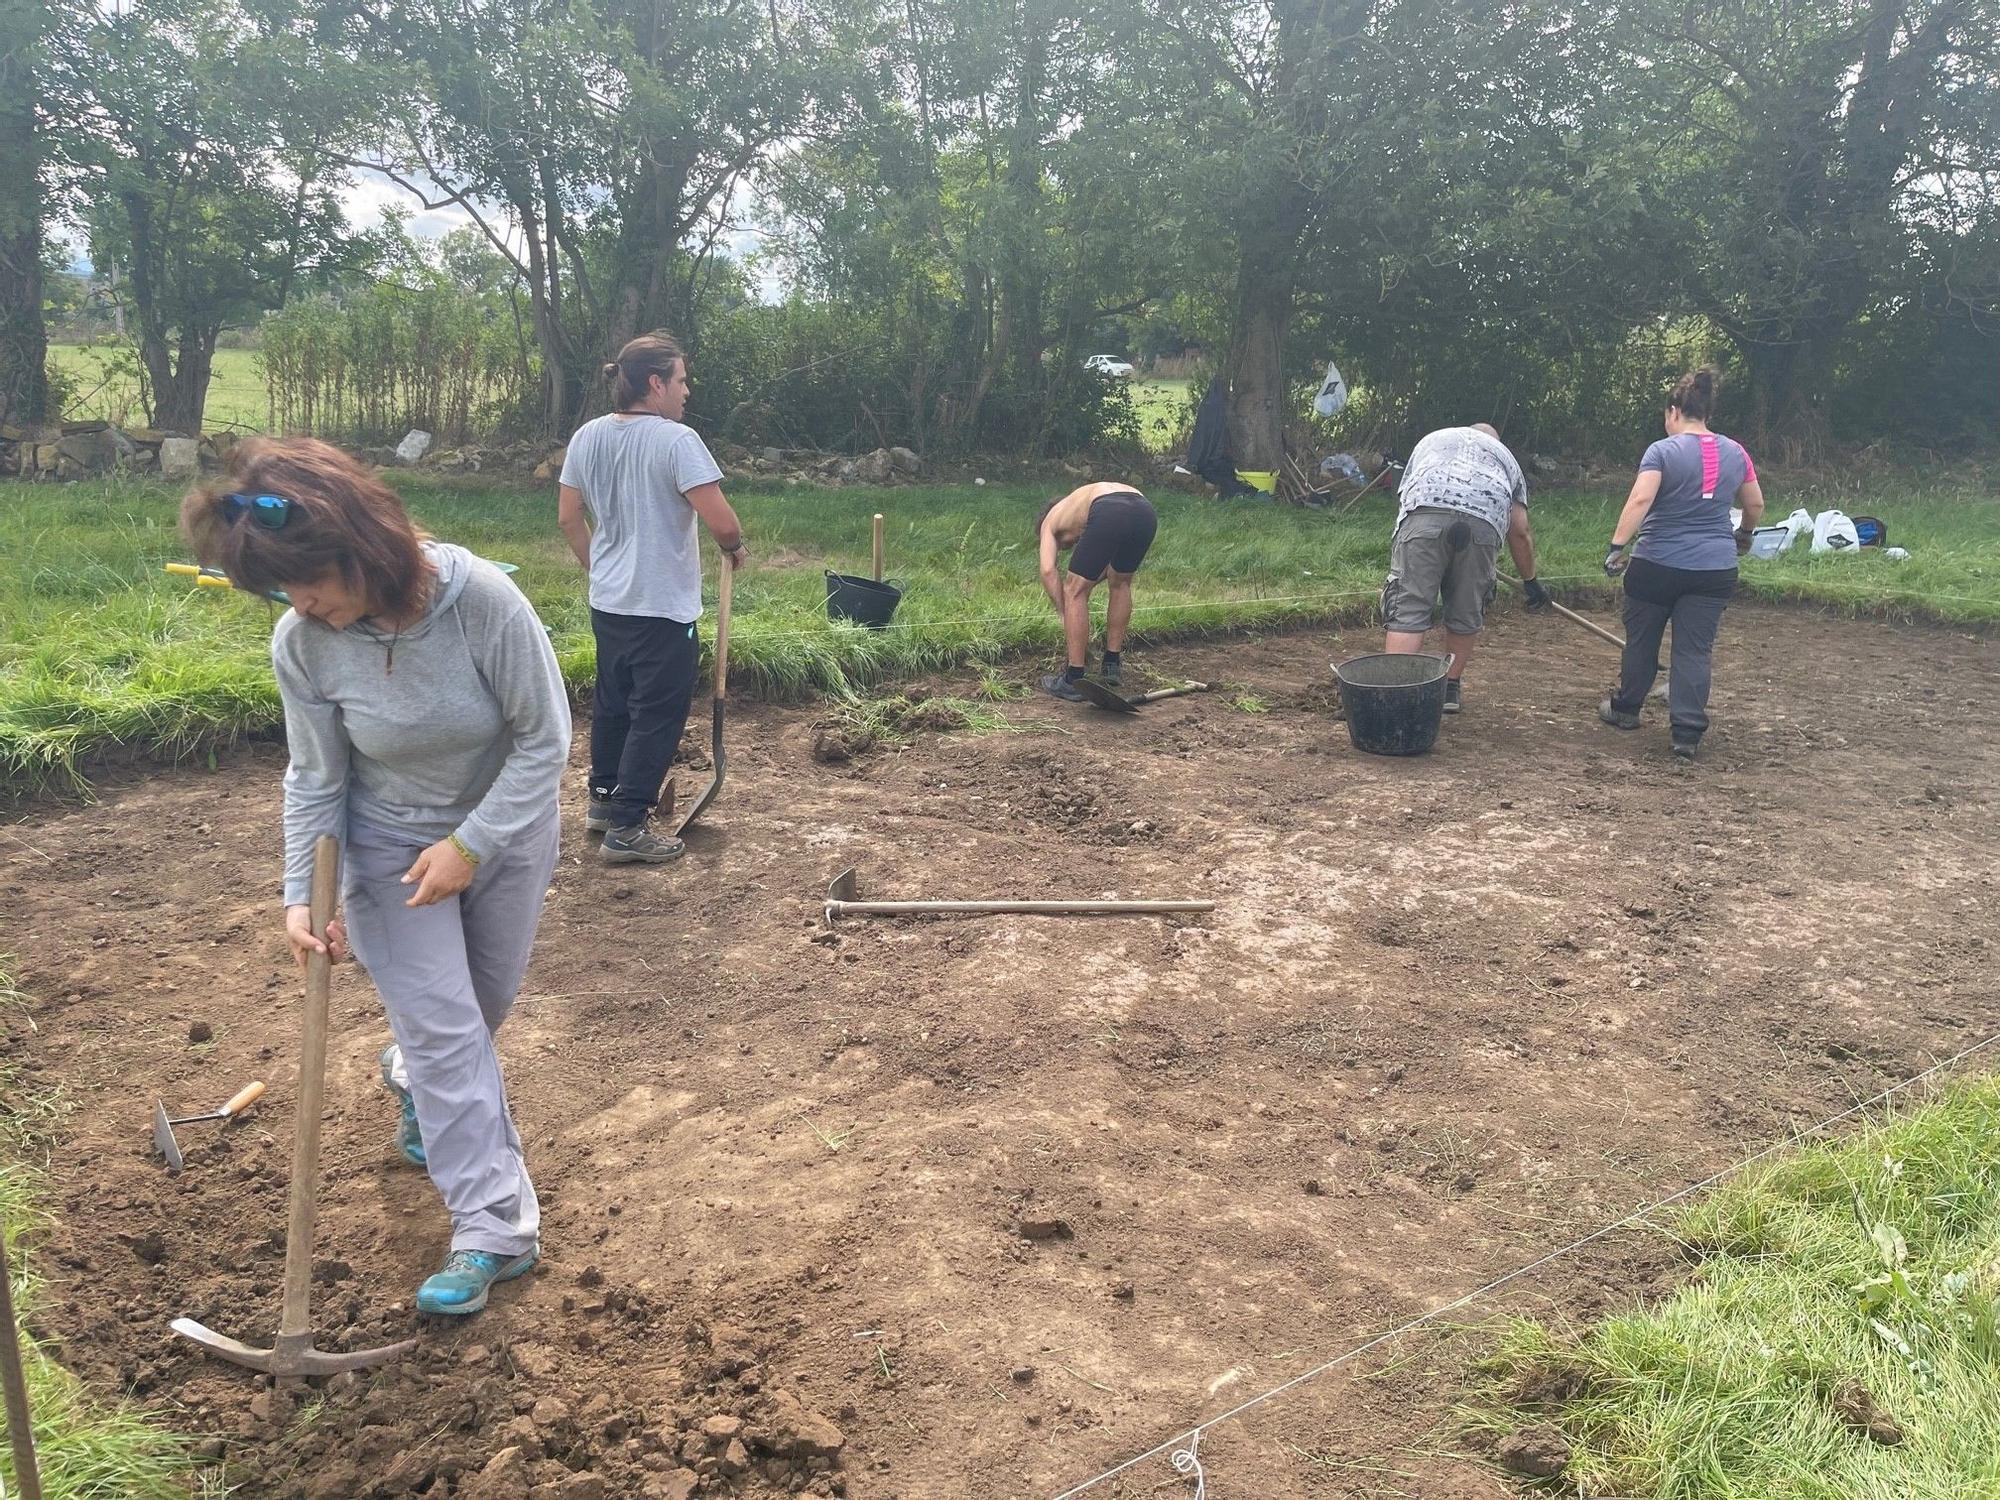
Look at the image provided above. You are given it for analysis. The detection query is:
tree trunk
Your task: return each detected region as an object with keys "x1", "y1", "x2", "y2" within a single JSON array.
[
  {"x1": 152, "y1": 326, "x2": 219, "y2": 436},
  {"x1": 0, "y1": 0, "x2": 47, "y2": 430},
  {"x1": 1222, "y1": 210, "x2": 1302, "y2": 472}
]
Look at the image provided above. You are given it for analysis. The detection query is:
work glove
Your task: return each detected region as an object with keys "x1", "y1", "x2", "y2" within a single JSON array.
[
  {"x1": 1521, "y1": 577, "x2": 1552, "y2": 612},
  {"x1": 1603, "y1": 543, "x2": 1630, "y2": 578},
  {"x1": 1734, "y1": 526, "x2": 1755, "y2": 557}
]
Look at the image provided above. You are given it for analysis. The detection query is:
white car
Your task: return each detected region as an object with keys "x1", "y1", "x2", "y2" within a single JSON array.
[{"x1": 1083, "y1": 354, "x2": 1135, "y2": 378}]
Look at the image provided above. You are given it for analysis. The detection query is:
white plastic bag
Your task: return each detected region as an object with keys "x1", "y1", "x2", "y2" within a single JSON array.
[
  {"x1": 1311, "y1": 361, "x2": 1348, "y2": 418},
  {"x1": 1811, "y1": 509, "x2": 1861, "y2": 554},
  {"x1": 1779, "y1": 507, "x2": 1815, "y2": 551}
]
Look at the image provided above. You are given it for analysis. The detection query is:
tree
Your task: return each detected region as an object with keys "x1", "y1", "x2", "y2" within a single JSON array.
[
  {"x1": 1626, "y1": 0, "x2": 2000, "y2": 452},
  {"x1": 64, "y1": 0, "x2": 359, "y2": 433},
  {"x1": 0, "y1": 0, "x2": 48, "y2": 429}
]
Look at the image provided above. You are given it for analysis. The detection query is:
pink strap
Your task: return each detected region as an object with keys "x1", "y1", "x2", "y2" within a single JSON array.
[{"x1": 1699, "y1": 434, "x2": 1720, "y2": 500}]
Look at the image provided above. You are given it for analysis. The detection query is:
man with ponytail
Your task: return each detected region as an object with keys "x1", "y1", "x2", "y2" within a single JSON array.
[
  {"x1": 558, "y1": 333, "x2": 747, "y2": 862},
  {"x1": 1598, "y1": 368, "x2": 1765, "y2": 759}
]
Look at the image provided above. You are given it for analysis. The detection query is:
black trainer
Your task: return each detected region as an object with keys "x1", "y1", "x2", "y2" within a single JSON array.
[
  {"x1": 1598, "y1": 695, "x2": 1641, "y2": 730},
  {"x1": 584, "y1": 797, "x2": 616, "y2": 834},
  {"x1": 1671, "y1": 733, "x2": 1701, "y2": 760},
  {"x1": 1101, "y1": 658, "x2": 1122, "y2": 687},
  {"x1": 1040, "y1": 672, "x2": 1087, "y2": 703},
  {"x1": 1442, "y1": 678, "x2": 1462, "y2": 715},
  {"x1": 601, "y1": 821, "x2": 686, "y2": 864}
]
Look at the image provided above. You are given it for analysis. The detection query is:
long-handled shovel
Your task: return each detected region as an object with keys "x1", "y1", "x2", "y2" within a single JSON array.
[
  {"x1": 0, "y1": 1223, "x2": 43, "y2": 1500},
  {"x1": 674, "y1": 555, "x2": 734, "y2": 836},
  {"x1": 1498, "y1": 573, "x2": 1668, "y2": 698},
  {"x1": 1074, "y1": 679, "x2": 1211, "y2": 715},
  {"x1": 172, "y1": 835, "x2": 417, "y2": 1377},
  {"x1": 1498, "y1": 572, "x2": 1625, "y2": 649}
]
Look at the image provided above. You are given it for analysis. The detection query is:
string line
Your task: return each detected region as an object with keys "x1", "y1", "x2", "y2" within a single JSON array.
[{"x1": 1049, "y1": 1029, "x2": 2000, "y2": 1499}]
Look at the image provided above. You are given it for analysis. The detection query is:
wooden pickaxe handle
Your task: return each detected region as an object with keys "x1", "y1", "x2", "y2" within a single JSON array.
[{"x1": 828, "y1": 898, "x2": 1215, "y2": 919}]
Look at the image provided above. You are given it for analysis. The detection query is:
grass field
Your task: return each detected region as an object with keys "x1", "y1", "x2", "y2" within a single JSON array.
[
  {"x1": 1, "y1": 965, "x2": 192, "y2": 1498},
  {"x1": 0, "y1": 469, "x2": 1994, "y2": 795},
  {"x1": 50, "y1": 344, "x2": 267, "y2": 432},
  {"x1": 1130, "y1": 375, "x2": 1192, "y2": 450},
  {"x1": 1472, "y1": 1076, "x2": 2000, "y2": 1499}
]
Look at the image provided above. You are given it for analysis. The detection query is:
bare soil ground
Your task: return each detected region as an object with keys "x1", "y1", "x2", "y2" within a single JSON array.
[{"x1": 3, "y1": 604, "x2": 1997, "y2": 1500}]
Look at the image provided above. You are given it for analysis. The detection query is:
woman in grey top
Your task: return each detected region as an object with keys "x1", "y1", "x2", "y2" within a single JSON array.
[
  {"x1": 1599, "y1": 369, "x2": 1767, "y2": 758},
  {"x1": 183, "y1": 438, "x2": 570, "y2": 1316}
]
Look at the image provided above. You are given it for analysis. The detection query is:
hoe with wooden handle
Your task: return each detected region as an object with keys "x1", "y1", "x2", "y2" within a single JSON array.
[
  {"x1": 152, "y1": 1080, "x2": 266, "y2": 1175},
  {"x1": 173, "y1": 835, "x2": 418, "y2": 1377},
  {"x1": 825, "y1": 867, "x2": 1215, "y2": 922}
]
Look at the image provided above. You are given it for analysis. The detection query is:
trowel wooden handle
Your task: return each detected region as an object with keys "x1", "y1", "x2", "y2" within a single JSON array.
[
  {"x1": 872, "y1": 513, "x2": 885, "y2": 583},
  {"x1": 220, "y1": 1080, "x2": 266, "y2": 1117}
]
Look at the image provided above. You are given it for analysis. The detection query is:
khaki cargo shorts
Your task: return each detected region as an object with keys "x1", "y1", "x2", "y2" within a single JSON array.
[{"x1": 1381, "y1": 507, "x2": 1501, "y2": 635}]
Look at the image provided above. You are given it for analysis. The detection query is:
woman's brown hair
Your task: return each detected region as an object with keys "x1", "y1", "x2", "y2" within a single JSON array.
[
  {"x1": 180, "y1": 437, "x2": 431, "y2": 619},
  {"x1": 1669, "y1": 367, "x2": 1719, "y2": 423},
  {"x1": 605, "y1": 332, "x2": 685, "y2": 411}
]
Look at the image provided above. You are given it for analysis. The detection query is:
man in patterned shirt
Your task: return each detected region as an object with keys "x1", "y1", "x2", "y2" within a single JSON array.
[{"x1": 1380, "y1": 423, "x2": 1550, "y2": 714}]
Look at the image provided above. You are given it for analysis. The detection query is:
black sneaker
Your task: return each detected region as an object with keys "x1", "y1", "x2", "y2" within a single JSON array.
[
  {"x1": 1442, "y1": 679, "x2": 1462, "y2": 715},
  {"x1": 601, "y1": 821, "x2": 686, "y2": 864},
  {"x1": 1040, "y1": 672, "x2": 1087, "y2": 703},
  {"x1": 1671, "y1": 733, "x2": 1700, "y2": 760},
  {"x1": 1101, "y1": 658, "x2": 1122, "y2": 687},
  {"x1": 1598, "y1": 695, "x2": 1641, "y2": 730},
  {"x1": 584, "y1": 798, "x2": 616, "y2": 834}
]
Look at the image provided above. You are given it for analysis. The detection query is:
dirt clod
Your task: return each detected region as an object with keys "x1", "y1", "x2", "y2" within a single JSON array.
[
  {"x1": 1018, "y1": 1216, "x2": 1074, "y2": 1241},
  {"x1": 187, "y1": 1019, "x2": 213, "y2": 1044},
  {"x1": 1832, "y1": 1379, "x2": 1905, "y2": 1445},
  {"x1": 1494, "y1": 1422, "x2": 1570, "y2": 1477}
]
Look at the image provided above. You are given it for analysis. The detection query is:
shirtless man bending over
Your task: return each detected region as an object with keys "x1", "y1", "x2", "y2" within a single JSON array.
[{"x1": 1035, "y1": 481, "x2": 1159, "y2": 702}]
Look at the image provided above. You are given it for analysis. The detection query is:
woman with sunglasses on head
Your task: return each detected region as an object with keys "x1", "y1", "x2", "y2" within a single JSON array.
[{"x1": 183, "y1": 437, "x2": 570, "y2": 1317}]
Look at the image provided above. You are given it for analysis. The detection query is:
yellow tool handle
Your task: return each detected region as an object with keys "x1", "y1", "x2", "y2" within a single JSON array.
[
  {"x1": 165, "y1": 562, "x2": 203, "y2": 576},
  {"x1": 220, "y1": 1080, "x2": 266, "y2": 1117}
]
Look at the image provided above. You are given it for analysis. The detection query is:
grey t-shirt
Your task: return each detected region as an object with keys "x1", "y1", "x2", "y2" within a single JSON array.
[
  {"x1": 272, "y1": 542, "x2": 571, "y2": 906},
  {"x1": 1633, "y1": 432, "x2": 1756, "y2": 571},
  {"x1": 559, "y1": 413, "x2": 725, "y2": 621},
  {"x1": 1395, "y1": 426, "x2": 1527, "y2": 540}
]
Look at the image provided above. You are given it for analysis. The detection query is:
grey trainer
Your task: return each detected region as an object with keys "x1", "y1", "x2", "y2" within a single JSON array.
[{"x1": 601, "y1": 821, "x2": 685, "y2": 864}]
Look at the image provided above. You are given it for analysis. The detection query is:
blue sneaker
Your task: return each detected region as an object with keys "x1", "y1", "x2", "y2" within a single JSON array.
[
  {"x1": 416, "y1": 1247, "x2": 540, "y2": 1316},
  {"x1": 379, "y1": 1045, "x2": 425, "y2": 1167}
]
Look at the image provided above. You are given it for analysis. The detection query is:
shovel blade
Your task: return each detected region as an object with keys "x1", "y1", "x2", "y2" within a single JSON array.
[
  {"x1": 673, "y1": 702, "x2": 726, "y2": 835},
  {"x1": 153, "y1": 1100, "x2": 184, "y2": 1174},
  {"x1": 1075, "y1": 678, "x2": 1140, "y2": 714}
]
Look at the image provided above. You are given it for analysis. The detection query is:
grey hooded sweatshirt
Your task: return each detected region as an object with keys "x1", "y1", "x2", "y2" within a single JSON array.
[{"x1": 272, "y1": 542, "x2": 570, "y2": 906}]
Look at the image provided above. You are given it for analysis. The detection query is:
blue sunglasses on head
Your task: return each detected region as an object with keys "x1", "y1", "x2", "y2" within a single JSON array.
[{"x1": 219, "y1": 492, "x2": 293, "y2": 529}]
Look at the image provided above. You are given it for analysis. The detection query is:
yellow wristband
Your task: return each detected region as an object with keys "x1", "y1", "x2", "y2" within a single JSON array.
[{"x1": 448, "y1": 833, "x2": 482, "y2": 866}]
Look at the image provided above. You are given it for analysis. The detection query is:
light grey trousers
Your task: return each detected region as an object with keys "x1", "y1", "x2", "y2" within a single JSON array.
[{"x1": 342, "y1": 811, "x2": 558, "y2": 1257}]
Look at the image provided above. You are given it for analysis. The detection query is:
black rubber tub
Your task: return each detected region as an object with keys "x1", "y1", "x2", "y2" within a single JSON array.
[
  {"x1": 1332, "y1": 651, "x2": 1451, "y2": 756},
  {"x1": 825, "y1": 571, "x2": 903, "y2": 628}
]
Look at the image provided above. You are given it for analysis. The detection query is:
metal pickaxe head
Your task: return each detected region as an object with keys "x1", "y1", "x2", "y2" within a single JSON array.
[{"x1": 171, "y1": 1318, "x2": 418, "y2": 1376}]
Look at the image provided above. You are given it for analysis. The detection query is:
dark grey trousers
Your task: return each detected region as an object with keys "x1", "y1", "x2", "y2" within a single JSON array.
[{"x1": 1612, "y1": 559, "x2": 1737, "y2": 738}]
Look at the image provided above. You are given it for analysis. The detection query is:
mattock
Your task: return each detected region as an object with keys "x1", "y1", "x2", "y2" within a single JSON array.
[{"x1": 173, "y1": 835, "x2": 418, "y2": 1377}]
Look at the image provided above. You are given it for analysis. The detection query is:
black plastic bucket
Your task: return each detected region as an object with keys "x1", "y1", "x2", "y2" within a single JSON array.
[
  {"x1": 1333, "y1": 652, "x2": 1451, "y2": 756},
  {"x1": 825, "y1": 571, "x2": 903, "y2": 628}
]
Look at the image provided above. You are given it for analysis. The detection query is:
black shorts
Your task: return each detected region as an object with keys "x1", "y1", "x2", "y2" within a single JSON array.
[{"x1": 1068, "y1": 492, "x2": 1158, "y2": 580}]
